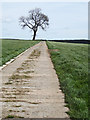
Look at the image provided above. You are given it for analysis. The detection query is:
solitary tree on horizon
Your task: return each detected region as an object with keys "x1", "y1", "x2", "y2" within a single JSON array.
[{"x1": 19, "y1": 8, "x2": 49, "y2": 40}]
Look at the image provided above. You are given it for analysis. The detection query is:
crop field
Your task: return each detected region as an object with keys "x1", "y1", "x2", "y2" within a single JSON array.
[
  {"x1": 47, "y1": 41, "x2": 88, "y2": 119},
  {"x1": 0, "y1": 39, "x2": 39, "y2": 66}
]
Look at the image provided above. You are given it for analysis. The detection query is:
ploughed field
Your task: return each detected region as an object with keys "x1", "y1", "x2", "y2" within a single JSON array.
[
  {"x1": 47, "y1": 41, "x2": 88, "y2": 119},
  {"x1": 0, "y1": 39, "x2": 39, "y2": 66}
]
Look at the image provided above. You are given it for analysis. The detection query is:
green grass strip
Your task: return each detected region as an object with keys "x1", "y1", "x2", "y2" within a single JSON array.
[
  {"x1": 47, "y1": 41, "x2": 88, "y2": 119},
  {"x1": 1, "y1": 39, "x2": 39, "y2": 66}
]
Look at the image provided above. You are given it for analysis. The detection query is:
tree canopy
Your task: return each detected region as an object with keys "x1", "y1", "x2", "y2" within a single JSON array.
[{"x1": 19, "y1": 8, "x2": 49, "y2": 40}]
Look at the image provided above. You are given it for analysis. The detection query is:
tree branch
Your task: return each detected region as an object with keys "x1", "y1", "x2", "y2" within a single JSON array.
[{"x1": 19, "y1": 8, "x2": 49, "y2": 40}]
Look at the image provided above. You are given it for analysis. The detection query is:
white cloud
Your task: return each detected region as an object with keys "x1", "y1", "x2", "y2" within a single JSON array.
[
  {"x1": 2, "y1": 17, "x2": 12, "y2": 23},
  {"x1": 0, "y1": 0, "x2": 89, "y2": 2}
]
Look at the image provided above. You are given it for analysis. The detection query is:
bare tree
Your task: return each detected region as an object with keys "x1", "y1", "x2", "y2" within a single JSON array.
[{"x1": 19, "y1": 8, "x2": 49, "y2": 40}]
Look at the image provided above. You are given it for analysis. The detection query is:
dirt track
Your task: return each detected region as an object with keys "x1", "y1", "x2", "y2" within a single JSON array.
[{"x1": 0, "y1": 41, "x2": 69, "y2": 118}]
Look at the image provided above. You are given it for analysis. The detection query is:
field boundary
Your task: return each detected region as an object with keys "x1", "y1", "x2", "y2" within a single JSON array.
[
  {"x1": 0, "y1": 42, "x2": 40, "y2": 71},
  {"x1": 43, "y1": 40, "x2": 89, "y2": 44}
]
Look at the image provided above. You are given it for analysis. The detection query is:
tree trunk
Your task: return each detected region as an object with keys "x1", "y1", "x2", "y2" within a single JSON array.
[{"x1": 32, "y1": 31, "x2": 36, "y2": 40}]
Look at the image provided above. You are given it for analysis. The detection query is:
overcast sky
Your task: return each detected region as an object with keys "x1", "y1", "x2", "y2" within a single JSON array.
[{"x1": 1, "y1": 2, "x2": 88, "y2": 40}]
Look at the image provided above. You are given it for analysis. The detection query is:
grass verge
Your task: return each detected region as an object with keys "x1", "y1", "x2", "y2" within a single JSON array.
[
  {"x1": 6, "y1": 115, "x2": 24, "y2": 118},
  {"x1": 1, "y1": 39, "x2": 39, "y2": 66},
  {"x1": 46, "y1": 41, "x2": 88, "y2": 119}
]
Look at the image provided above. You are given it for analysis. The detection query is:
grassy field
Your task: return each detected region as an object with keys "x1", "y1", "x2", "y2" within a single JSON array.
[
  {"x1": 0, "y1": 39, "x2": 39, "y2": 66},
  {"x1": 47, "y1": 41, "x2": 88, "y2": 119}
]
